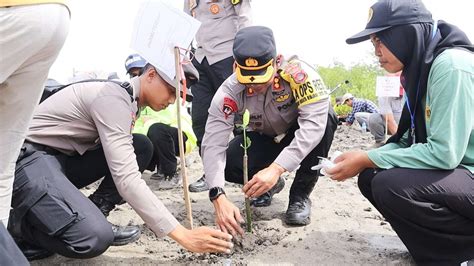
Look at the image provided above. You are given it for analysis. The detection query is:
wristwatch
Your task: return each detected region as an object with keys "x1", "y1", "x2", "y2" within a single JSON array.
[{"x1": 209, "y1": 187, "x2": 226, "y2": 202}]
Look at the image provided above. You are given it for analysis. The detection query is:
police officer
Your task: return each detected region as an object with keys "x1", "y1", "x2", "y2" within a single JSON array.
[
  {"x1": 184, "y1": 0, "x2": 252, "y2": 192},
  {"x1": 125, "y1": 53, "x2": 147, "y2": 78},
  {"x1": 126, "y1": 54, "x2": 198, "y2": 189},
  {"x1": 10, "y1": 63, "x2": 233, "y2": 260},
  {"x1": 202, "y1": 26, "x2": 338, "y2": 234}
]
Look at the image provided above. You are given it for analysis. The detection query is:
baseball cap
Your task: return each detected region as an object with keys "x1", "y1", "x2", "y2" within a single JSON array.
[
  {"x1": 341, "y1": 93, "x2": 354, "y2": 104},
  {"x1": 233, "y1": 26, "x2": 276, "y2": 84},
  {"x1": 125, "y1": 54, "x2": 147, "y2": 74},
  {"x1": 346, "y1": 0, "x2": 432, "y2": 44}
]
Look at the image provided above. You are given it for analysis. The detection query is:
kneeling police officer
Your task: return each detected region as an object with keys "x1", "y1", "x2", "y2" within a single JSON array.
[
  {"x1": 201, "y1": 26, "x2": 338, "y2": 235},
  {"x1": 10, "y1": 63, "x2": 233, "y2": 260}
]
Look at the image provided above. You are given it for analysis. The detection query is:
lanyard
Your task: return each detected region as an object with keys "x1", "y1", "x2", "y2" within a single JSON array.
[{"x1": 404, "y1": 20, "x2": 438, "y2": 144}]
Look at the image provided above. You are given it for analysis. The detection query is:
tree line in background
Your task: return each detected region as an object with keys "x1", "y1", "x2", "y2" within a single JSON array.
[{"x1": 317, "y1": 61, "x2": 385, "y2": 115}]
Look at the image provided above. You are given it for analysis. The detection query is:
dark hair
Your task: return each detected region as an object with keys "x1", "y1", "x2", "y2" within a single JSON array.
[{"x1": 140, "y1": 63, "x2": 155, "y2": 76}]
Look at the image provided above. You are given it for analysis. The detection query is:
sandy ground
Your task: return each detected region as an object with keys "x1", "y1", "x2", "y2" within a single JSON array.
[{"x1": 32, "y1": 125, "x2": 414, "y2": 265}]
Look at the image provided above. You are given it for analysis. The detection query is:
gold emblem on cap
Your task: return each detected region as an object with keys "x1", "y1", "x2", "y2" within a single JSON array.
[
  {"x1": 245, "y1": 58, "x2": 258, "y2": 67},
  {"x1": 367, "y1": 7, "x2": 374, "y2": 23}
]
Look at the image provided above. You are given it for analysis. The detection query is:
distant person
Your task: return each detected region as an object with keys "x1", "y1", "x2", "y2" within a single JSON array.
[
  {"x1": 341, "y1": 93, "x2": 379, "y2": 129},
  {"x1": 125, "y1": 54, "x2": 198, "y2": 189},
  {"x1": 9, "y1": 63, "x2": 233, "y2": 260},
  {"x1": 184, "y1": 0, "x2": 252, "y2": 193},
  {"x1": 327, "y1": 0, "x2": 474, "y2": 264},
  {"x1": 368, "y1": 95, "x2": 403, "y2": 147},
  {"x1": 0, "y1": 1, "x2": 70, "y2": 263}
]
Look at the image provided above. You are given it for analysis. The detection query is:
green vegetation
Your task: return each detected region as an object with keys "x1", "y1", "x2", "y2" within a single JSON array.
[
  {"x1": 317, "y1": 62, "x2": 385, "y2": 103},
  {"x1": 334, "y1": 104, "x2": 352, "y2": 116},
  {"x1": 314, "y1": 61, "x2": 384, "y2": 116}
]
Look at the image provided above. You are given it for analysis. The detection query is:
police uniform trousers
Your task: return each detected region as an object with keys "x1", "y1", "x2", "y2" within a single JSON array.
[
  {"x1": 146, "y1": 123, "x2": 187, "y2": 176},
  {"x1": 358, "y1": 167, "x2": 474, "y2": 264},
  {"x1": 191, "y1": 56, "x2": 234, "y2": 153},
  {"x1": 9, "y1": 134, "x2": 153, "y2": 258},
  {"x1": 0, "y1": 222, "x2": 28, "y2": 265},
  {"x1": 225, "y1": 108, "x2": 338, "y2": 200}
]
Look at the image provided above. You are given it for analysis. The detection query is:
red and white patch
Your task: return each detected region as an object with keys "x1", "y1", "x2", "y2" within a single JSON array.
[{"x1": 222, "y1": 97, "x2": 237, "y2": 119}]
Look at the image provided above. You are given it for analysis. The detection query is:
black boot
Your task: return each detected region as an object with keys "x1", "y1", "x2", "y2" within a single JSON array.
[
  {"x1": 251, "y1": 176, "x2": 285, "y2": 207},
  {"x1": 285, "y1": 197, "x2": 312, "y2": 225},
  {"x1": 188, "y1": 175, "x2": 209, "y2": 192},
  {"x1": 89, "y1": 193, "x2": 117, "y2": 217},
  {"x1": 110, "y1": 223, "x2": 141, "y2": 246},
  {"x1": 89, "y1": 193, "x2": 141, "y2": 246},
  {"x1": 285, "y1": 174, "x2": 318, "y2": 226}
]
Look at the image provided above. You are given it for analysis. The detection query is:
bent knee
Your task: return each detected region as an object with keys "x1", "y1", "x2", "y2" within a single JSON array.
[
  {"x1": 371, "y1": 169, "x2": 407, "y2": 208},
  {"x1": 64, "y1": 220, "x2": 113, "y2": 258}
]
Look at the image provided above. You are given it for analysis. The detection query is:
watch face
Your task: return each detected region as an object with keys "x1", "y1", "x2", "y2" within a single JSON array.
[
  {"x1": 209, "y1": 187, "x2": 219, "y2": 198},
  {"x1": 209, "y1": 187, "x2": 224, "y2": 201}
]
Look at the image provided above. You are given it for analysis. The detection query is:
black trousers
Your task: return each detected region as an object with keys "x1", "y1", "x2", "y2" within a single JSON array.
[
  {"x1": 9, "y1": 134, "x2": 153, "y2": 258},
  {"x1": 358, "y1": 167, "x2": 474, "y2": 265},
  {"x1": 146, "y1": 123, "x2": 187, "y2": 176},
  {"x1": 191, "y1": 56, "x2": 234, "y2": 153},
  {"x1": 225, "y1": 109, "x2": 338, "y2": 200},
  {"x1": 0, "y1": 223, "x2": 28, "y2": 265}
]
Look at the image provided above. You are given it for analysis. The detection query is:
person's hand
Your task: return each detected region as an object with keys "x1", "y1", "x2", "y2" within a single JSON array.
[
  {"x1": 212, "y1": 195, "x2": 244, "y2": 237},
  {"x1": 242, "y1": 163, "x2": 285, "y2": 198},
  {"x1": 169, "y1": 224, "x2": 233, "y2": 253},
  {"x1": 325, "y1": 150, "x2": 376, "y2": 181}
]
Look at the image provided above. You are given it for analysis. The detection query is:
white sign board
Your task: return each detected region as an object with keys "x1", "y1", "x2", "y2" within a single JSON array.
[
  {"x1": 376, "y1": 76, "x2": 400, "y2": 97},
  {"x1": 130, "y1": 0, "x2": 201, "y2": 80}
]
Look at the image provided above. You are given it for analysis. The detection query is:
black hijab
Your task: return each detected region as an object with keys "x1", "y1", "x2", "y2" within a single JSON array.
[{"x1": 378, "y1": 20, "x2": 474, "y2": 145}]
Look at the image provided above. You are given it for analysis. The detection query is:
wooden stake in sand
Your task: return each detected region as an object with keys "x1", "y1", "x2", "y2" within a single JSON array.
[{"x1": 174, "y1": 47, "x2": 193, "y2": 229}]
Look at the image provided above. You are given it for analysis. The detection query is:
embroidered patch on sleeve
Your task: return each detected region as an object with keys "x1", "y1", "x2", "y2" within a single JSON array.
[
  {"x1": 222, "y1": 97, "x2": 238, "y2": 119},
  {"x1": 280, "y1": 61, "x2": 329, "y2": 108}
]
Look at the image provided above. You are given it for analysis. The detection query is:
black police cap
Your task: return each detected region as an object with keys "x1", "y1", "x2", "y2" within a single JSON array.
[{"x1": 233, "y1": 26, "x2": 277, "y2": 84}]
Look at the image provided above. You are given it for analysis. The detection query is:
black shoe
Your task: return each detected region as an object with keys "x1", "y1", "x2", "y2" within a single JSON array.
[
  {"x1": 285, "y1": 197, "x2": 312, "y2": 225},
  {"x1": 251, "y1": 177, "x2": 285, "y2": 207},
  {"x1": 188, "y1": 175, "x2": 209, "y2": 192},
  {"x1": 111, "y1": 223, "x2": 141, "y2": 246},
  {"x1": 18, "y1": 241, "x2": 54, "y2": 261},
  {"x1": 89, "y1": 194, "x2": 117, "y2": 217}
]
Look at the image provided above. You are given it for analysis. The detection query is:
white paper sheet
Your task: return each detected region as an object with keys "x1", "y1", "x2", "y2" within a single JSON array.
[
  {"x1": 130, "y1": 0, "x2": 200, "y2": 80},
  {"x1": 376, "y1": 76, "x2": 401, "y2": 97}
]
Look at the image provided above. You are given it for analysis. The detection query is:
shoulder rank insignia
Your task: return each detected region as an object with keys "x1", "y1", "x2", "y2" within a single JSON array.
[{"x1": 272, "y1": 77, "x2": 282, "y2": 91}]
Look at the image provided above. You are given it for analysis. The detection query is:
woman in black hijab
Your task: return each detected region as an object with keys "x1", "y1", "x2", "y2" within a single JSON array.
[{"x1": 327, "y1": 0, "x2": 474, "y2": 264}]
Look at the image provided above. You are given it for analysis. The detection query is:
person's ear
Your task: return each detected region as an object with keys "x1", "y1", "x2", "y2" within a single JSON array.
[
  {"x1": 233, "y1": 61, "x2": 237, "y2": 72},
  {"x1": 145, "y1": 67, "x2": 157, "y2": 83}
]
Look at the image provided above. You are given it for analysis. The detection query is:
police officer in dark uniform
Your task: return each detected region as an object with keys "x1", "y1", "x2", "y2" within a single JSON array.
[{"x1": 201, "y1": 26, "x2": 338, "y2": 234}]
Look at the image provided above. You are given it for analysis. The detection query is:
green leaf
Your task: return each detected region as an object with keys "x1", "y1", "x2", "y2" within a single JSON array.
[
  {"x1": 242, "y1": 109, "x2": 250, "y2": 127},
  {"x1": 246, "y1": 137, "x2": 251, "y2": 147}
]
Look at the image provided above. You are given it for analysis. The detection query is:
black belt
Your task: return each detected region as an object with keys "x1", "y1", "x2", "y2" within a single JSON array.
[{"x1": 17, "y1": 141, "x2": 58, "y2": 162}]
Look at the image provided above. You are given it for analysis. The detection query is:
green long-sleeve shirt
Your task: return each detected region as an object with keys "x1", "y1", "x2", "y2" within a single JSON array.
[{"x1": 368, "y1": 49, "x2": 474, "y2": 173}]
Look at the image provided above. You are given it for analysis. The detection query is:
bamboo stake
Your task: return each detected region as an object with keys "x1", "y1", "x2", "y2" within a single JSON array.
[{"x1": 174, "y1": 47, "x2": 193, "y2": 229}]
